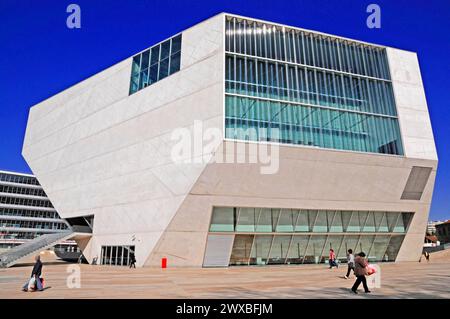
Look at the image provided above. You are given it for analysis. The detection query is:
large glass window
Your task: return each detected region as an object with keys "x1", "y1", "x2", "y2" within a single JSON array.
[
  {"x1": 100, "y1": 245, "x2": 135, "y2": 266},
  {"x1": 225, "y1": 16, "x2": 403, "y2": 156},
  {"x1": 229, "y1": 235, "x2": 253, "y2": 265},
  {"x1": 286, "y1": 235, "x2": 309, "y2": 264},
  {"x1": 212, "y1": 206, "x2": 412, "y2": 265},
  {"x1": 236, "y1": 207, "x2": 256, "y2": 232},
  {"x1": 209, "y1": 207, "x2": 412, "y2": 235},
  {"x1": 129, "y1": 34, "x2": 182, "y2": 94},
  {"x1": 210, "y1": 207, "x2": 234, "y2": 232},
  {"x1": 249, "y1": 235, "x2": 272, "y2": 265},
  {"x1": 268, "y1": 235, "x2": 291, "y2": 264}
]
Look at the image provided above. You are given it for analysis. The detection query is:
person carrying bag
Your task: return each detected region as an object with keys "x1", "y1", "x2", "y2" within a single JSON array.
[
  {"x1": 22, "y1": 255, "x2": 44, "y2": 292},
  {"x1": 351, "y1": 252, "x2": 371, "y2": 294}
]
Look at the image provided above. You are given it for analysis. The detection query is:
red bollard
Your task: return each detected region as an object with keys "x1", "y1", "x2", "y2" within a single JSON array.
[{"x1": 161, "y1": 257, "x2": 167, "y2": 269}]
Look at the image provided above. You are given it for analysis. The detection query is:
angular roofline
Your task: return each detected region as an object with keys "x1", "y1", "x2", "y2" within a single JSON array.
[
  {"x1": 0, "y1": 169, "x2": 35, "y2": 178},
  {"x1": 222, "y1": 12, "x2": 417, "y2": 54}
]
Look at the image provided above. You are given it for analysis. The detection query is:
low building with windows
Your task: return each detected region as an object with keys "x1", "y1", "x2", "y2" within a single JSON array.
[
  {"x1": 435, "y1": 221, "x2": 450, "y2": 244},
  {"x1": 426, "y1": 220, "x2": 443, "y2": 235},
  {"x1": 22, "y1": 13, "x2": 437, "y2": 267},
  {"x1": 0, "y1": 170, "x2": 73, "y2": 253}
]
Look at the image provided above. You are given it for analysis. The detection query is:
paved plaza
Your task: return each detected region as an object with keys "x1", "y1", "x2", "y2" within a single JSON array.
[{"x1": 0, "y1": 250, "x2": 449, "y2": 299}]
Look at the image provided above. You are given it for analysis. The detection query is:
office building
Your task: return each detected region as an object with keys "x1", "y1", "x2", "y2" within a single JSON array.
[{"x1": 0, "y1": 170, "x2": 71, "y2": 253}]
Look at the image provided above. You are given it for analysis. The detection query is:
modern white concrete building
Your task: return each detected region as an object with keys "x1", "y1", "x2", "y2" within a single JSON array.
[{"x1": 22, "y1": 13, "x2": 437, "y2": 267}]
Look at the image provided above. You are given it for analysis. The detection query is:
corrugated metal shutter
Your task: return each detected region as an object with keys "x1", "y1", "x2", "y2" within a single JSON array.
[{"x1": 203, "y1": 234, "x2": 234, "y2": 267}]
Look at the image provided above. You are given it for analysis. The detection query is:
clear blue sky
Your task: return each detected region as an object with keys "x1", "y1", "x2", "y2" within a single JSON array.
[{"x1": 0, "y1": 0, "x2": 448, "y2": 220}]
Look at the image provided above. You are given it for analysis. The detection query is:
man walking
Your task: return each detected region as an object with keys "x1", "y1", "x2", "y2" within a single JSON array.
[
  {"x1": 351, "y1": 252, "x2": 371, "y2": 294},
  {"x1": 344, "y1": 249, "x2": 355, "y2": 279},
  {"x1": 22, "y1": 255, "x2": 43, "y2": 292},
  {"x1": 129, "y1": 252, "x2": 136, "y2": 268}
]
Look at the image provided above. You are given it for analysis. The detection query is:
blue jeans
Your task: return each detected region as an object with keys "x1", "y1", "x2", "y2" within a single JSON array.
[
  {"x1": 23, "y1": 277, "x2": 43, "y2": 291},
  {"x1": 329, "y1": 259, "x2": 338, "y2": 268}
]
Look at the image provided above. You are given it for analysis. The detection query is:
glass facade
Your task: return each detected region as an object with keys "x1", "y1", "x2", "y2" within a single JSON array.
[
  {"x1": 129, "y1": 34, "x2": 182, "y2": 94},
  {"x1": 225, "y1": 16, "x2": 403, "y2": 155},
  {"x1": 0, "y1": 171, "x2": 70, "y2": 243},
  {"x1": 210, "y1": 206, "x2": 412, "y2": 265},
  {"x1": 100, "y1": 245, "x2": 135, "y2": 266}
]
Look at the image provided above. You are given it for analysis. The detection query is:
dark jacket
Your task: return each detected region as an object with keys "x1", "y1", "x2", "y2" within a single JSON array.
[
  {"x1": 31, "y1": 260, "x2": 42, "y2": 278},
  {"x1": 354, "y1": 256, "x2": 368, "y2": 277}
]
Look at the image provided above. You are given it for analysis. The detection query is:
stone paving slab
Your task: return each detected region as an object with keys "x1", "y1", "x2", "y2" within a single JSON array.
[{"x1": 0, "y1": 259, "x2": 449, "y2": 299}]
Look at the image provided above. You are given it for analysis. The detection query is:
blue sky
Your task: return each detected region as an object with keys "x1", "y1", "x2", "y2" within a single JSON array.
[{"x1": 0, "y1": 0, "x2": 449, "y2": 220}]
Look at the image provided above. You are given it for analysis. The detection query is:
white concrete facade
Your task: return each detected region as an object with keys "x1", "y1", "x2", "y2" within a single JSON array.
[{"x1": 22, "y1": 13, "x2": 437, "y2": 267}]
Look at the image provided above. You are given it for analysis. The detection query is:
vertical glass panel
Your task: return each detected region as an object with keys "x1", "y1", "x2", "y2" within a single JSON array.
[
  {"x1": 160, "y1": 40, "x2": 171, "y2": 60},
  {"x1": 393, "y1": 213, "x2": 408, "y2": 233},
  {"x1": 149, "y1": 64, "x2": 158, "y2": 84},
  {"x1": 386, "y1": 212, "x2": 401, "y2": 232},
  {"x1": 246, "y1": 21, "x2": 255, "y2": 56},
  {"x1": 106, "y1": 246, "x2": 111, "y2": 265},
  {"x1": 111, "y1": 246, "x2": 117, "y2": 265},
  {"x1": 347, "y1": 211, "x2": 361, "y2": 232},
  {"x1": 295, "y1": 210, "x2": 309, "y2": 232},
  {"x1": 308, "y1": 210, "x2": 318, "y2": 231},
  {"x1": 286, "y1": 235, "x2": 309, "y2": 264},
  {"x1": 169, "y1": 52, "x2": 181, "y2": 74},
  {"x1": 341, "y1": 235, "x2": 360, "y2": 256},
  {"x1": 276, "y1": 209, "x2": 295, "y2": 232},
  {"x1": 249, "y1": 235, "x2": 273, "y2": 265},
  {"x1": 268, "y1": 235, "x2": 292, "y2": 264},
  {"x1": 132, "y1": 54, "x2": 141, "y2": 74},
  {"x1": 255, "y1": 208, "x2": 272, "y2": 232},
  {"x1": 312, "y1": 211, "x2": 327, "y2": 232},
  {"x1": 230, "y1": 235, "x2": 254, "y2": 265},
  {"x1": 356, "y1": 235, "x2": 375, "y2": 261},
  {"x1": 375, "y1": 212, "x2": 389, "y2": 232},
  {"x1": 304, "y1": 235, "x2": 326, "y2": 264},
  {"x1": 236, "y1": 207, "x2": 256, "y2": 232},
  {"x1": 150, "y1": 45, "x2": 160, "y2": 65},
  {"x1": 362, "y1": 212, "x2": 376, "y2": 232},
  {"x1": 371, "y1": 235, "x2": 391, "y2": 261},
  {"x1": 402, "y1": 213, "x2": 413, "y2": 232},
  {"x1": 158, "y1": 58, "x2": 169, "y2": 80},
  {"x1": 117, "y1": 246, "x2": 123, "y2": 266},
  {"x1": 329, "y1": 211, "x2": 344, "y2": 232},
  {"x1": 271, "y1": 209, "x2": 281, "y2": 231},
  {"x1": 101, "y1": 246, "x2": 105, "y2": 265},
  {"x1": 210, "y1": 207, "x2": 234, "y2": 232},
  {"x1": 141, "y1": 50, "x2": 150, "y2": 69},
  {"x1": 171, "y1": 34, "x2": 182, "y2": 53},
  {"x1": 385, "y1": 235, "x2": 405, "y2": 261},
  {"x1": 123, "y1": 246, "x2": 130, "y2": 266}
]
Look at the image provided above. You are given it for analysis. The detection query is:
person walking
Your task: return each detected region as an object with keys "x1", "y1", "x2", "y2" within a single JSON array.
[
  {"x1": 344, "y1": 249, "x2": 355, "y2": 279},
  {"x1": 22, "y1": 255, "x2": 43, "y2": 292},
  {"x1": 351, "y1": 252, "x2": 371, "y2": 294},
  {"x1": 329, "y1": 249, "x2": 338, "y2": 269},
  {"x1": 424, "y1": 251, "x2": 430, "y2": 262},
  {"x1": 129, "y1": 252, "x2": 136, "y2": 268}
]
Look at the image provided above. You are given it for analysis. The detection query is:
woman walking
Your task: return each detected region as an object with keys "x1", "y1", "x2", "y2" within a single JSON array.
[
  {"x1": 329, "y1": 249, "x2": 338, "y2": 269},
  {"x1": 351, "y1": 252, "x2": 371, "y2": 294}
]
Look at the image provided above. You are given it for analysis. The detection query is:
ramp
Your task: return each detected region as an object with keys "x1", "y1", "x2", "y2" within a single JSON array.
[{"x1": 0, "y1": 230, "x2": 76, "y2": 268}]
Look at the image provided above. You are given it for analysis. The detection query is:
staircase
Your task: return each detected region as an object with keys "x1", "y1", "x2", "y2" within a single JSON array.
[{"x1": 0, "y1": 230, "x2": 75, "y2": 268}]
